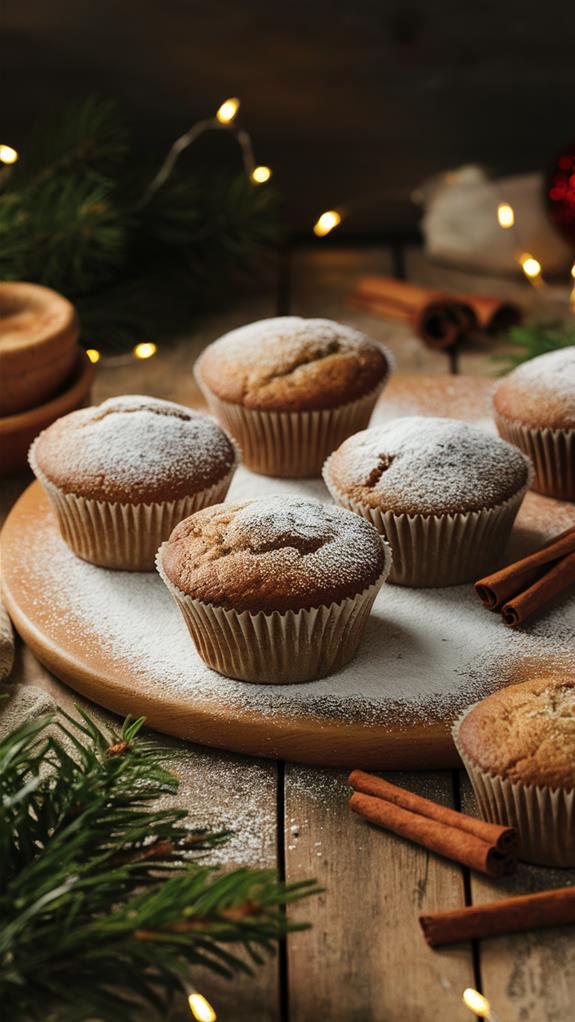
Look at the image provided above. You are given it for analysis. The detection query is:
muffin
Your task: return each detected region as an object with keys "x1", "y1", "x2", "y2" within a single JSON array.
[
  {"x1": 493, "y1": 347, "x2": 575, "y2": 501},
  {"x1": 157, "y1": 495, "x2": 392, "y2": 683},
  {"x1": 194, "y1": 317, "x2": 391, "y2": 477},
  {"x1": 453, "y1": 677, "x2": 575, "y2": 866},
  {"x1": 323, "y1": 416, "x2": 532, "y2": 586},
  {"x1": 29, "y1": 395, "x2": 238, "y2": 571},
  {"x1": 0, "y1": 282, "x2": 79, "y2": 416}
]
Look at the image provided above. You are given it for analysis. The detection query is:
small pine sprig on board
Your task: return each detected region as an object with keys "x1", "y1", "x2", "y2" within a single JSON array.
[
  {"x1": 0, "y1": 708, "x2": 317, "y2": 1022},
  {"x1": 496, "y1": 320, "x2": 575, "y2": 371},
  {"x1": 0, "y1": 97, "x2": 279, "y2": 354}
]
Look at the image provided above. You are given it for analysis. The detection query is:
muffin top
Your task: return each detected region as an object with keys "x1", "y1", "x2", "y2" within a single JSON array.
[
  {"x1": 323, "y1": 416, "x2": 531, "y2": 516},
  {"x1": 196, "y1": 317, "x2": 391, "y2": 412},
  {"x1": 456, "y1": 677, "x2": 575, "y2": 790},
  {"x1": 31, "y1": 395, "x2": 237, "y2": 504},
  {"x1": 159, "y1": 495, "x2": 389, "y2": 612},
  {"x1": 493, "y1": 347, "x2": 575, "y2": 430}
]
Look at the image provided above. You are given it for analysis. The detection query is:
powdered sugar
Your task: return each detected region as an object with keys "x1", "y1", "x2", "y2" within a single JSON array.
[
  {"x1": 504, "y1": 347, "x2": 575, "y2": 401},
  {"x1": 326, "y1": 416, "x2": 531, "y2": 515},
  {"x1": 32, "y1": 395, "x2": 236, "y2": 501},
  {"x1": 14, "y1": 467, "x2": 575, "y2": 735},
  {"x1": 161, "y1": 495, "x2": 388, "y2": 609}
]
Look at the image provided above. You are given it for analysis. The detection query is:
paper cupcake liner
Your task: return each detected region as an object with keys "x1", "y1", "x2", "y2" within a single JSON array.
[
  {"x1": 453, "y1": 712, "x2": 575, "y2": 867},
  {"x1": 156, "y1": 542, "x2": 392, "y2": 684},
  {"x1": 495, "y1": 412, "x2": 574, "y2": 502},
  {"x1": 323, "y1": 455, "x2": 529, "y2": 587},
  {"x1": 29, "y1": 440, "x2": 238, "y2": 571},
  {"x1": 194, "y1": 360, "x2": 388, "y2": 478}
]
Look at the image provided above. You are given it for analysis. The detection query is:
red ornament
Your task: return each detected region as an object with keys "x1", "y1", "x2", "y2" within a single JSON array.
[{"x1": 546, "y1": 140, "x2": 575, "y2": 248}]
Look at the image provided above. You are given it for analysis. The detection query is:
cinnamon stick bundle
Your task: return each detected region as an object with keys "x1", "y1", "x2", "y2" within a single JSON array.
[
  {"x1": 350, "y1": 276, "x2": 521, "y2": 351},
  {"x1": 348, "y1": 771, "x2": 517, "y2": 877},
  {"x1": 420, "y1": 886, "x2": 575, "y2": 947},
  {"x1": 475, "y1": 524, "x2": 575, "y2": 627}
]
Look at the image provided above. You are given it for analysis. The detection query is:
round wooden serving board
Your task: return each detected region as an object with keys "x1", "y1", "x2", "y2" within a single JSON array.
[{"x1": 2, "y1": 379, "x2": 574, "y2": 768}]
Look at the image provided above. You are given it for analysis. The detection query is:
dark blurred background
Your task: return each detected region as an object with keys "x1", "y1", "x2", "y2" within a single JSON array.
[{"x1": 3, "y1": 0, "x2": 574, "y2": 236}]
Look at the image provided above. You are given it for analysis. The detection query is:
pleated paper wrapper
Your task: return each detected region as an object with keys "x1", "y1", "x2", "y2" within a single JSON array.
[
  {"x1": 495, "y1": 411, "x2": 574, "y2": 502},
  {"x1": 156, "y1": 541, "x2": 392, "y2": 684},
  {"x1": 453, "y1": 712, "x2": 575, "y2": 867},
  {"x1": 29, "y1": 440, "x2": 238, "y2": 571},
  {"x1": 323, "y1": 454, "x2": 529, "y2": 587},
  {"x1": 194, "y1": 360, "x2": 388, "y2": 478}
]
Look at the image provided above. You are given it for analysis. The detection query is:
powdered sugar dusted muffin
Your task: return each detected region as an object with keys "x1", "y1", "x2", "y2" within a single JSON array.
[
  {"x1": 323, "y1": 416, "x2": 531, "y2": 586},
  {"x1": 194, "y1": 317, "x2": 391, "y2": 477},
  {"x1": 157, "y1": 495, "x2": 391, "y2": 682},
  {"x1": 30, "y1": 395, "x2": 238, "y2": 570},
  {"x1": 493, "y1": 347, "x2": 575, "y2": 501},
  {"x1": 453, "y1": 676, "x2": 575, "y2": 865}
]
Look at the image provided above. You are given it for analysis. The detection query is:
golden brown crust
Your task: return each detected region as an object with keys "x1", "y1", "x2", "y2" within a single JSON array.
[
  {"x1": 196, "y1": 317, "x2": 391, "y2": 412},
  {"x1": 32, "y1": 395, "x2": 238, "y2": 504},
  {"x1": 324, "y1": 417, "x2": 531, "y2": 516},
  {"x1": 493, "y1": 347, "x2": 575, "y2": 431},
  {"x1": 457, "y1": 677, "x2": 575, "y2": 790},
  {"x1": 0, "y1": 282, "x2": 79, "y2": 416},
  {"x1": 159, "y1": 496, "x2": 388, "y2": 613}
]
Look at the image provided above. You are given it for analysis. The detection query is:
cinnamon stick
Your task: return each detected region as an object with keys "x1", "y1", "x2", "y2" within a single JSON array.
[
  {"x1": 502, "y1": 550, "x2": 575, "y2": 627},
  {"x1": 348, "y1": 770, "x2": 516, "y2": 854},
  {"x1": 475, "y1": 524, "x2": 575, "y2": 610},
  {"x1": 420, "y1": 886, "x2": 575, "y2": 947},
  {"x1": 350, "y1": 276, "x2": 521, "y2": 350},
  {"x1": 349, "y1": 791, "x2": 515, "y2": 877}
]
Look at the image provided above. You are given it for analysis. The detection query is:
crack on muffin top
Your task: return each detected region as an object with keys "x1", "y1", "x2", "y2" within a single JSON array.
[
  {"x1": 197, "y1": 317, "x2": 391, "y2": 412},
  {"x1": 159, "y1": 495, "x2": 388, "y2": 612},
  {"x1": 32, "y1": 395, "x2": 237, "y2": 504},
  {"x1": 325, "y1": 416, "x2": 531, "y2": 516}
]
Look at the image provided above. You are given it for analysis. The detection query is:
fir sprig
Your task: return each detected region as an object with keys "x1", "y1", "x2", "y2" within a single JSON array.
[
  {"x1": 0, "y1": 97, "x2": 279, "y2": 353},
  {"x1": 0, "y1": 709, "x2": 317, "y2": 1022},
  {"x1": 495, "y1": 320, "x2": 575, "y2": 371}
]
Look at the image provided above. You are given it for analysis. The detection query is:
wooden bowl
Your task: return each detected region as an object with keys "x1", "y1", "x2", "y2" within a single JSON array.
[{"x1": 0, "y1": 350, "x2": 95, "y2": 476}]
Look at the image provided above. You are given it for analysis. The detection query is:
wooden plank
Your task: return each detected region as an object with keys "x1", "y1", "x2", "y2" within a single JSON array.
[
  {"x1": 285, "y1": 767, "x2": 475, "y2": 1021},
  {"x1": 290, "y1": 244, "x2": 450, "y2": 375},
  {"x1": 461, "y1": 777, "x2": 575, "y2": 1022},
  {"x1": 403, "y1": 247, "x2": 540, "y2": 377}
]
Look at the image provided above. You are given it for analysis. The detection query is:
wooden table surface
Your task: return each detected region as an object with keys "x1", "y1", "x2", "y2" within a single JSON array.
[{"x1": 2, "y1": 243, "x2": 574, "y2": 1022}]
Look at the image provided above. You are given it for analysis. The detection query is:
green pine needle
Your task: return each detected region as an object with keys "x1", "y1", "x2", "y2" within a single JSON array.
[
  {"x1": 495, "y1": 320, "x2": 575, "y2": 371},
  {"x1": 0, "y1": 709, "x2": 318, "y2": 1022}
]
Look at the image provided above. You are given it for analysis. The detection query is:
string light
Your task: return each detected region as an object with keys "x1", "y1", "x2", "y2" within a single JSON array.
[
  {"x1": 251, "y1": 165, "x2": 272, "y2": 184},
  {"x1": 519, "y1": 252, "x2": 543, "y2": 285},
  {"x1": 462, "y1": 988, "x2": 494, "y2": 1020},
  {"x1": 497, "y1": 202, "x2": 515, "y2": 228},
  {"x1": 85, "y1": 348, "x2": 101, "y2": 364},
  {"x1": 570, "y1": 262, "x2": 575, "y2": 312},
  {"x1": 188, "y1": 990, "x2": 217, "y2": 1022},
  {"x1": 313, "y1": 210, "x2": 342, "y2": 237},
  {"x1": 0, "y1": 144, "x2": 18, "y2": 165},
  {"x1": 133, "y1": 341, "x2": 157, "y2": 360},
  {"x1": 216, "y1": 97, "x2": 240, "y2": 125}
]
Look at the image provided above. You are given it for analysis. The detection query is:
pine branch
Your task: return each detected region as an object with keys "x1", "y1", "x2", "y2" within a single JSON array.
[
  {"x1": 0, "y1": 710, "x2": 318, "y2": 1022},
  {"x1": 495, "y1": 320, "x2": 575, "y2": 371}
]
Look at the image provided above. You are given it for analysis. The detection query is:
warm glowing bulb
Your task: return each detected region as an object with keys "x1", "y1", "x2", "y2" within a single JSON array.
[
  {"x1": 570, "y1": 262, "x2": 575, "y2": 279},
  {"x1": 497, "y1": 202, "x2": 515, "y2": 228},
  {"x1": 313, "y1": 210, "x2": 342, "y2": 237},
  {"x1": 0, "y1": 144, "x2": 18, "y2": 165},
  {"x1": 188, "y1": 991, "x2": 217, "y2": 1022},
  {"x1": 133, "y1": 341, "x2": 157, "y2": 360},
  {"x1": 216, "y1": 98, "x2": 240, "y2": 124},
  {"x1": 86, "y1": 348, "x2": 101, "y2": 364},
  {"x1": 462, "y1": 988, "x2": 491, "y2": 1018},
  {"x1": 251, "y1": 165, "x2": 272, "y2": 184},
  {"x1": 519, "y1": 253, "x2": 542, "y2": 279}
]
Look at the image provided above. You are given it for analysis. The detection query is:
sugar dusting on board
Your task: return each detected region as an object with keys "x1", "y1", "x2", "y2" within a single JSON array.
[{"x1": 19, "y1": 466, "x2": 575, "y2": 728}]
